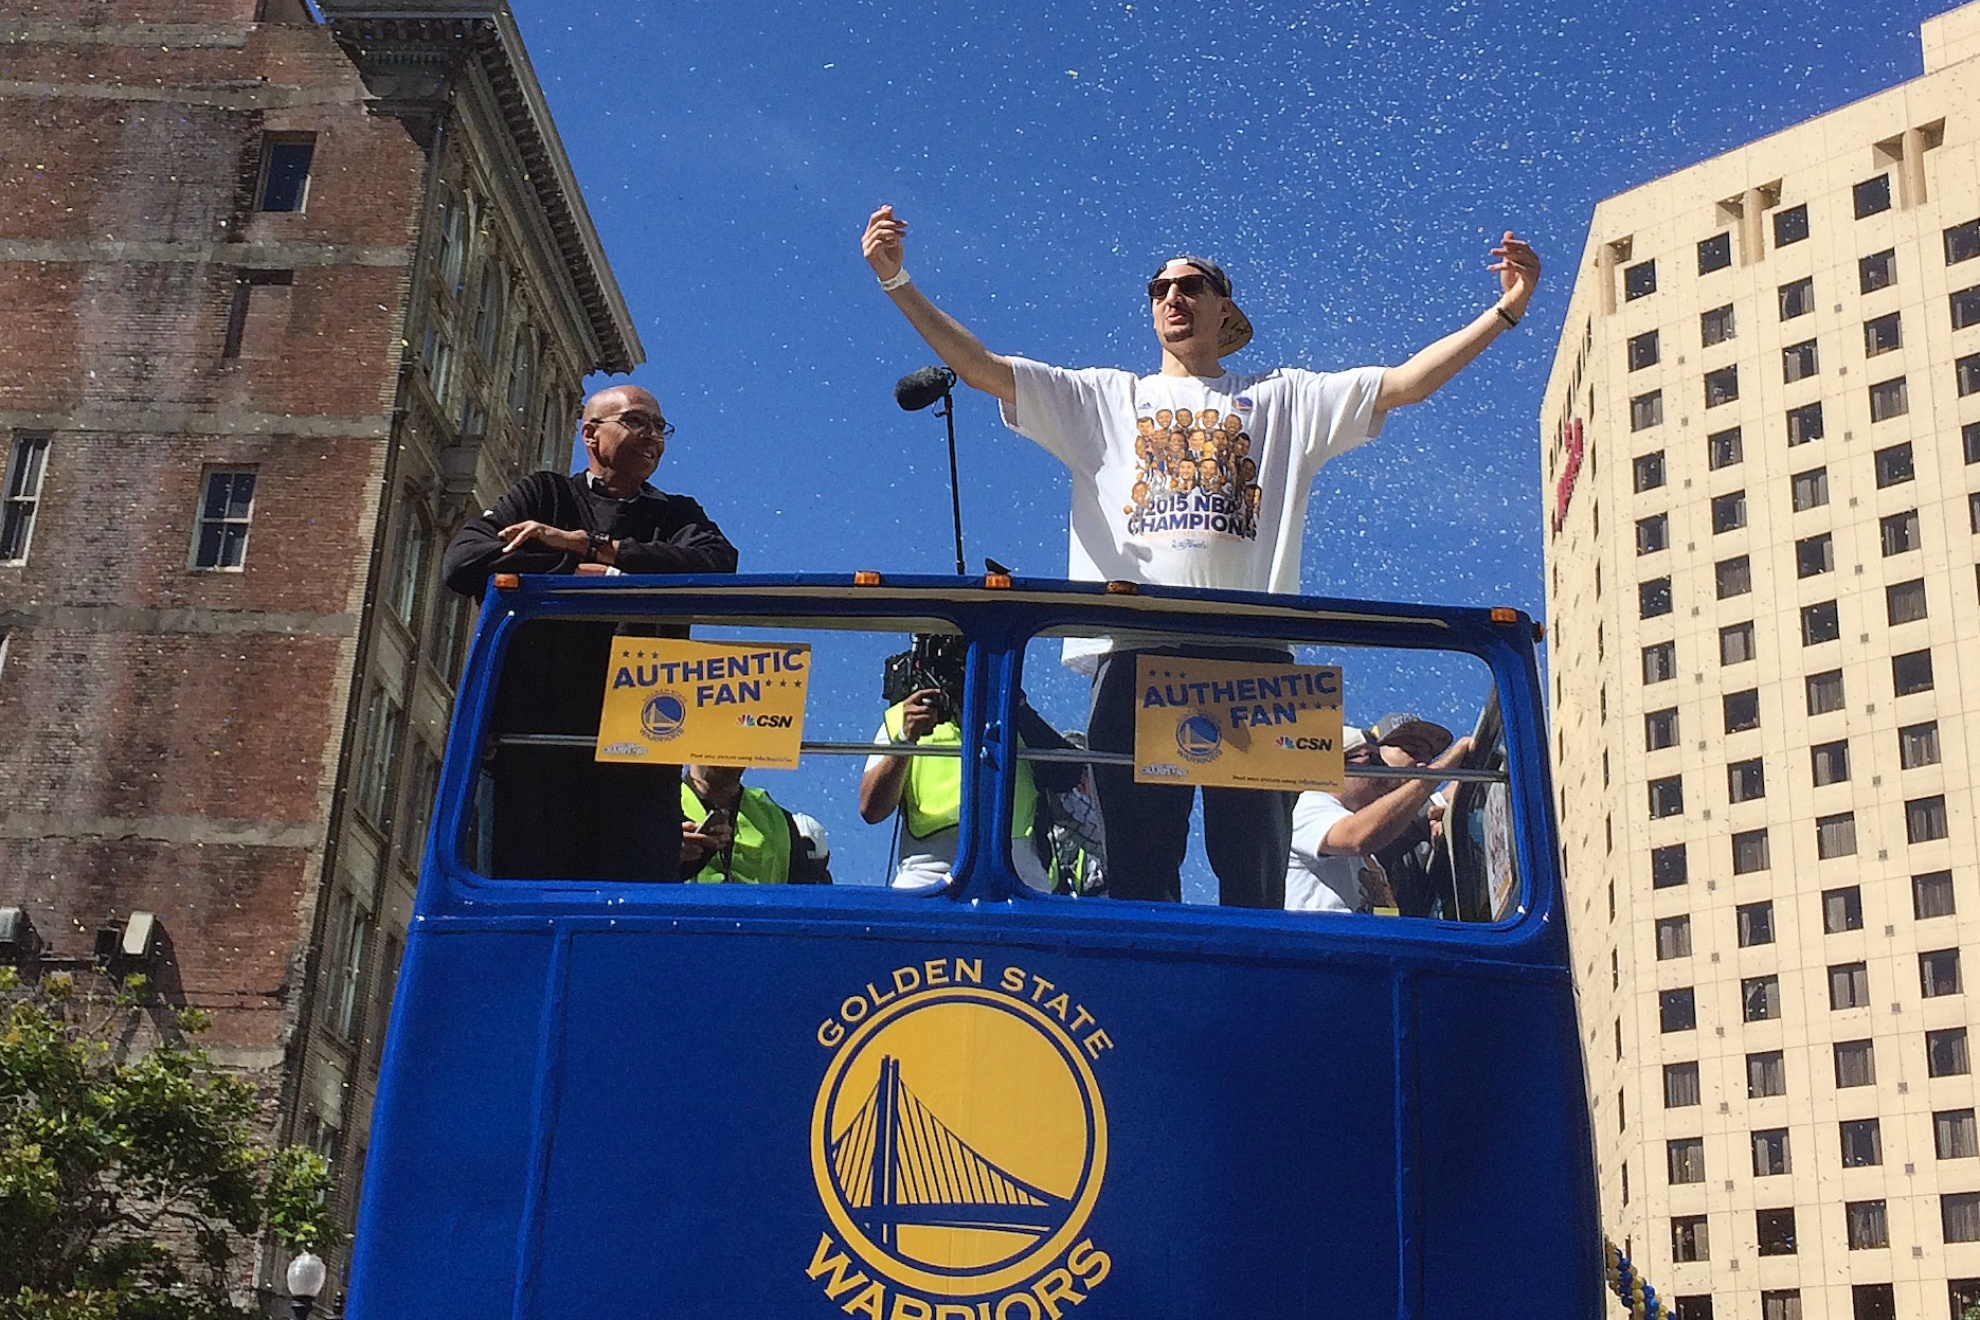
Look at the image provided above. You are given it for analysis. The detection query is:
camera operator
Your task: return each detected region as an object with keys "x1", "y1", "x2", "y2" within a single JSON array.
[{"x1": 859, "y1": 647, "x2": 1080, "y2": 892}]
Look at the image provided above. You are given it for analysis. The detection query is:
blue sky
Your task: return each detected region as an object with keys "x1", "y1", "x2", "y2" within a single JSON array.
[{"x1": 507, "y1": 0, "x2": 1956, "y2": 883}]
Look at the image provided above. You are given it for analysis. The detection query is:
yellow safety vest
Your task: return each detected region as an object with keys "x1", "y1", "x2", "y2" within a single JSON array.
[
  {"x1": 881, "y1": 704, "x2": 1039, "y2": 842},
  {"x1": 680, "y1": 783, "x2": 792, "y2": 885}
]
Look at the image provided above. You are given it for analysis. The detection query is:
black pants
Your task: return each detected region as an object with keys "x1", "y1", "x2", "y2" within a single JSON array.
[
  {"x1": 490, "y1": 747, "x2": 681, "y2": 882},
  {"x1": 1087, "y1": 647, "x2": 1293, "y2": 908}
]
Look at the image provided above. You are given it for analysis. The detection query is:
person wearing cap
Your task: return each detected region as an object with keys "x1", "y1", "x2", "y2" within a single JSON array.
[
  {"x1": 1287, "y1": 722, "x2": 1473, "y2": 913},
  {"x1": 1363, "y1": 713, "x2": 1463, "y2": 917},
  {"x1": 858, "y1": 204, "x2": 1538, "y2": 908},
  {"x1": 679, "y1": 763, "x2": 831, "y2": 886}
]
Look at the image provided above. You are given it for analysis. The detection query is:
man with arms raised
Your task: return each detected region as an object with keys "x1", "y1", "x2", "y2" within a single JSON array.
[
  {"x1": 859, "y1": 206, "x2": 1537, "y2": 908},
  {"x1": 443, "y1": 384, "x2": 737, "y2": 883}
]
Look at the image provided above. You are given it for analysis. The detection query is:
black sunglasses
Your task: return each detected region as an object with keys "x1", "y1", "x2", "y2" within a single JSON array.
[{"x1": 1147, "y1": 274, "x2": 1216, "y2": 301}]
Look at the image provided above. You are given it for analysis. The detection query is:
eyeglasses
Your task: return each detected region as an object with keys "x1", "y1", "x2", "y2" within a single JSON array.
[
  {"x1": 1147, "y1": 273, "x2": 1215, "y2": 301},
  {"x1": 593, "y1": 410, "x2": 675, "y2": 440}
]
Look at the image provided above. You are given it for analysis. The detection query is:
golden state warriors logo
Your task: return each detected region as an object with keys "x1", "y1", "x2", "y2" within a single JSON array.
[
  {"x1": 640, "y1": 691, "x2": 686, "y2": 740},
  {"x1": 1174, "y1": 713, "x2": 1222, "y2": 763},
  {"x1": 807, "y1": 959, "x2": 1113, "y2": 1317}
]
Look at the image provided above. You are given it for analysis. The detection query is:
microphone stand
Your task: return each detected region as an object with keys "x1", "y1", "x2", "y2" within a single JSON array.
[{"x1": 934, "y1": 388, "x2": 965, "y2": 575}]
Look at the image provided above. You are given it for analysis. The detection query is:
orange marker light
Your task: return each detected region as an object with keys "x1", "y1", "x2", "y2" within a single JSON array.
[
  {"x1": 852, "y1": 571, "x2": 883, "y2": 586},
  {"x1": 493, "y1": 573, "x2": 521, "y2": 591},
  {"x1": 1105, "y1": 580, "x2": 1140, "y2": 595},
  {"x1": 983, "y1": 573, "x2": 1012, "y2": 589},
  {"x1": 1490, "y1": 607, "x2": 1519, "y2": 624}
]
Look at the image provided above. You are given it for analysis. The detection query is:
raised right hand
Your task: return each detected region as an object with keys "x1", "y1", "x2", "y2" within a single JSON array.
[
  {"x1": 862, "y1": 204, "x2": 906, "y2": 281},
  {"x1": 899, "y1": 687, "x2": 944, "y2": 741}
]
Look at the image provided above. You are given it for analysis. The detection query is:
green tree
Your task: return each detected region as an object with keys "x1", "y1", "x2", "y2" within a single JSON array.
[{"x1": 0, "y1": 969, "x2": 341, "y2": 1320}]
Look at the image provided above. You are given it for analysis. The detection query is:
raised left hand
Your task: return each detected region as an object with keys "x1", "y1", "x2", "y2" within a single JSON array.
[{"x1": 1490, "y1": 232, "x2": 1541, "y2": 315}]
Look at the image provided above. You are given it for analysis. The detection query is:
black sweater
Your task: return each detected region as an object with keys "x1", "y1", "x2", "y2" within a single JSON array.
[{"x1": 441, "y1": 470, "x2": 738, "y2": 597}]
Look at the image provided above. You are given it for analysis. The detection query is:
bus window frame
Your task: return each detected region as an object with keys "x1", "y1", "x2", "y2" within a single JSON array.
[{"x1": 420, "y1": 574, "x2": 1561, "y2": 960}]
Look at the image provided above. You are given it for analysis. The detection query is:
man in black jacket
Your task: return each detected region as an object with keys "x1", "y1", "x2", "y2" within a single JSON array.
[{"x1": 442, "y1": 384, "x2": 738, "y2": 882}]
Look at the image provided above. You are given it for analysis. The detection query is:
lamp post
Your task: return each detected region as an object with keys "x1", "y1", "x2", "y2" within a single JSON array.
[{"x1": 285, "y1": 1251, "x2": 326, "y2": 1320}]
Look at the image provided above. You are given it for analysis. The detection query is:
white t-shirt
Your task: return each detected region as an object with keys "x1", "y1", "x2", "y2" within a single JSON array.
[
  {"x1": 866, "y1": 727, "x2": 1053, "y2": 893},
  {"x1": 1286, "y1": 789, "x2": 1386, "y2": 913},
  {"x1": 1001, "y1": 358, "x2": 1387, "y2": 668}
]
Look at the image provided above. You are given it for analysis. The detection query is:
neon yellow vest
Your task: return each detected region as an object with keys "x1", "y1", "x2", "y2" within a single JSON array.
[
  {"x1": 882, "y1": 704, "x2": 1039, "y2": 842},
  {"x1": 680, "y1": 782, "x2": 792, "y2": 885}
]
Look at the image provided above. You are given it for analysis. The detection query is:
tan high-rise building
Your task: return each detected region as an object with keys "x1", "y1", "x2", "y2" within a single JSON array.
[{"x1": 1545, "y1": 5, "x2": 1980, "y2": 1318}]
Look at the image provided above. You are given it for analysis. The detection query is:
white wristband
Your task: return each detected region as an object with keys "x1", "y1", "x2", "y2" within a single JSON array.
[{"x1": 878, "y1": 268, "x2": 912, "y2": 292}]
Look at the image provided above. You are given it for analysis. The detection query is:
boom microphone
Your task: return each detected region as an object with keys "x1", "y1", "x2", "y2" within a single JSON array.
[{"x1": 894, "y1": 365, "x2": 958, "y2": 412}]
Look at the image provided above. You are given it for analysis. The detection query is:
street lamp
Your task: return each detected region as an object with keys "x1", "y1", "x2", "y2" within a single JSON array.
[{"x1": 285, "y1": 1251, "x2": 326, "y2": 1320}]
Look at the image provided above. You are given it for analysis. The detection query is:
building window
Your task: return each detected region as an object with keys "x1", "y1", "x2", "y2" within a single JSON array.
[
  {"x1": 1811, "y1": 740, "x2": 1849, "y2": 786},
  {"x1": 1936, "y1": 1110, "x2": 1978, "y2": 1160},
  {"x1": 1748, "y1": 1049, "x2": 1785, "y2": 1097},
  {"x1": 1817, "y1": 814, "x2": 1859, "y2": 861},
  {"x1": 1645, "y1": 707, "x2": 1678, "y2": 751},
  {"x1": 1786, "y1": 402, "x2": 1824, "y2": 446},
  {"x1": 1672, "y1": 1214, "x2": 1709, "y2": 1262},
  {"x1": 1698, "y1": 232, "x2": 1732, "y2": 274},
  {"x1": 1853, "y1": 174, "x2": 1892, "y2": 218},
  {"x1": 1704, "y1": 365, "x2": 1739, "y2": 408},
  {"x1": 1774, "y1": 204, "x2": 1810, "y2": 248},
  {"x1": 1640, "y1": 576, "x2": 1672, "y2": 618},
  {"x1": 1643, "y1": 640, "x2": 1676, "y2": 684},
  {"x1": 1806, "y1": 669, "x2": 1845, "y2": 715},
  {"x1": 1716, "y1": 555, "x2": 1751, "y2": 598},
  {"x1": 1860, "y1": 248, "x2": 1896, "y2": 293},
  {"x1": 1728, "y1": 758, "x2": 1766, "y2": 803},
  {"x1": 1711, "y1": 490, "x2": 1747, "y2": 533},
  {"x1": 1633, "y1": 451, "x2": 1665, "y2": 492},
  {"x1": 1661, "y1": 987, "x2": 1696, "y2": 1032},
  {"x1": 1874, "y1": 441, "x2": 1915, "y2": 487},
  {"x1": 1781, "y1": 340, "x2": 1819, "y2": 383},
  {"x1": 425, "y1": 588, "x2": 477, "y2": 689},
  {"x1": 470, "y1": 261, "x2": 505, "y2": 363},
  {"x1": 1756, "y1": 1207, "x2": 1796, "y2": 1255},
  {"x1": 1631, "y1": 390, "x2": 1664, "y2": 431},
  {"x1": 1886, "y1": 578, "x2": 1927, "y2": 625},
  {"x1": 1958, "y1": 352, "x2": 1980, "y2": 396},
  {"x1": 1751, "y1": 1128, "x2": 1790, "y2": 1176},
  {"x1": 1719, "y1": 621, "x2": 1755, "y2": 665},
  {"x1": 1625, "y1": 259, "x2": 1657, "y2": 300},
  {"x1": 320, "y1": 889, "x2": 369, "y2": 1041},
  {"x1": 1, "y1": 433, "x2": 50, "y2": 563},
  {"x1": 1914, "y1": 870, "x2": 1955, "y2": 920},
  {"x1": 385, "y1": 507, "x2": 432, "y2": 631},
  {"x1": 1707, "y1": 427, "x2": 1743, "y2": 469},
  {"x1": 1737, "y1": 902, "x2": 1776, "y2": 949},
  {"x1": 1665, "y1": 1061, "x2": 1701, "y2": 1107},
  {"x1": 1800, "y1": 600, "x2": 1839, "y2": 645},
  {"x1": 1896, "y1": 721, "x2": 1940, "y2": 769},
  {"x1": 1921, "y1": 947, "x2": 1962, "y2": 997},
  {"x1": 1954, "y1": 1281, "x2": 1980, "y2": 1320},
  {"x1": 1649, "y1": 776, "x2": 1684, "y2": 819},
  {"x1": 1908, "y1": 795, "x2": 1950, "y2": 844},
  {"x1": 1830, "y1": 961, "x2": 1870, "y2": 1009},
  {"x1": 1656, "y1": 914, "x2": 1692, "y2": 960},
  {"x1": 1948, "y1": 1194, "x2": 1980, "y2": 1245},
  {"x1": 1636, "y1": 512, "x2": 1669, "y2": 555},
  {"x1": 1701, "y1": 303, "x2": 1736, "y2": 346},
  {"x1": 1949, "y1": 217, "x2": 1980, "y2": 265},
  {"x1": 1668, "y1": 1136, "x2": 1705, "y2": 1184},
  {"x1": 1869, "y1": 376, "x2": 1909, "y2": 421},
  {"x1": 1761, "y1": 1291, "x2": 1800, "y2": 1320},
  {"x1": 1835, "y1": 1039, "x2": 1876, "y2": 1088},
  {"x1": 1794, "y1": 532, "x2": 1833, "y2": 578},
  {"x1": 1742, "y1": 974, "x2": 1781, "y2": 1022},
  {"x1": 1851, "y1": 1285, "x2": 1895, "y2": 1320},
  {"x1": 190, "y1": 469, "x2": 257, "y2": 571},
  {"x1": 1969, "y1": 421, "x2": 1980, "y2": 464},
  {"x1": 1880, "y1": 508, "x2": 1920, "y2": 555},
  {"x1": 399, "y1": 742, "x2": 442, "y2": 862},
  {"x1": 1628, "y1": 329, "x2": 1660, "y2": 370},
  {"x1": 506, "y1": 328, "x2": 536, "y2": 421},
  {"x1": 1824, "y1": 884, "x2": 1864, "y2": 931},
  {"x1": 1892, "y1": 649, "x2": 1933, "y2": 696},
  {"x1": 1952, "y1": 284, "x2": 1980, "y2": 330},
  {"x1": 255, "y1": 134, "x2": 315, "y2": 212},
  {"x1": 1929, "y1": 1028, "x2": 1970, "y2": 1077},
  {"x1": 1791, "y1": 466, "x2": 1828, "y2": 511},
  {"x1": 1863, "y1": 312, "x2": 1902, "y2": 357},
  {"x1": 1673, "y1": 1297, "x2": 1712, "y2": 1320},
  {"x1": 1652, "y1": 844, "x2": 1688, "y2": 889},
  {"x1": 354, "y1": 688, "x2": 403, "y2": 830},
  {"x1": 1779, "y1": 276, "x2": 1815, "y2": 319},
  {"x1": 1845, "y1": 1199, "x2": 1888, "y2": 1250},
  {"x1": 1732, "y1": 829, "x2": 1771, "y2": 875}
]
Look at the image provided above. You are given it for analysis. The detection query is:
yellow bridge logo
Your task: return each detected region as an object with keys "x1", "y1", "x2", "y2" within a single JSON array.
[{"x1": 807, "y1": 962, "x2": 1112, "y2": 1315}]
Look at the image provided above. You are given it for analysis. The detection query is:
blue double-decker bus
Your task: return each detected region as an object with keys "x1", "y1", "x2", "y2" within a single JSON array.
[{"x1": 346, "y1": 571, "x2": 1600, "y2": 1318}]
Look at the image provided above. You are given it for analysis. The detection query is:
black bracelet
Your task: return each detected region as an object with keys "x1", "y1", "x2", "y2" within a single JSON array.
[{"x1": 1495, "y1": 305, "x2": 1520, "y2": 329}]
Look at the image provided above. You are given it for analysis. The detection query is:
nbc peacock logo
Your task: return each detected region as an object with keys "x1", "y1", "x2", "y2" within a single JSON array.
[{"x1": 806, "y1": 959, "x2": 1113, "y2": 1316}]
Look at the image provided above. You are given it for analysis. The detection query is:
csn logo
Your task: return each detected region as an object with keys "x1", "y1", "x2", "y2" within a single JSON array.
[
  {"x1": 741, "y1": 712, "x2": 795, "y2": 729},
  {"x1": 1274, "y1": 735, "x2": 1335, "y2": 752},
  {"x1": 806, "y1": 960, "x2": 1114, "y2": 1318}
]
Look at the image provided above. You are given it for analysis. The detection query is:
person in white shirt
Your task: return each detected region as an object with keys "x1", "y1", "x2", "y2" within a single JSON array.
[
  {"x1": 858, "y1": 206, "x2": 1538, "y2": 908},
  {"x1": 1288, "y1": 723, "x2": 1472, "y2": 913}
]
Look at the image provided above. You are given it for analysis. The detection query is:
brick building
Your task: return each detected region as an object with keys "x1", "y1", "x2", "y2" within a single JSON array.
[{"x1": 0, "y1": 0, "x2": 640, "y2": 1290}]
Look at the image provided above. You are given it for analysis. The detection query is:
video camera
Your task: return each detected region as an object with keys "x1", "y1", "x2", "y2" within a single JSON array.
[{"x1": 882, "y1": 633, "x2": 967, "y2": 724}]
